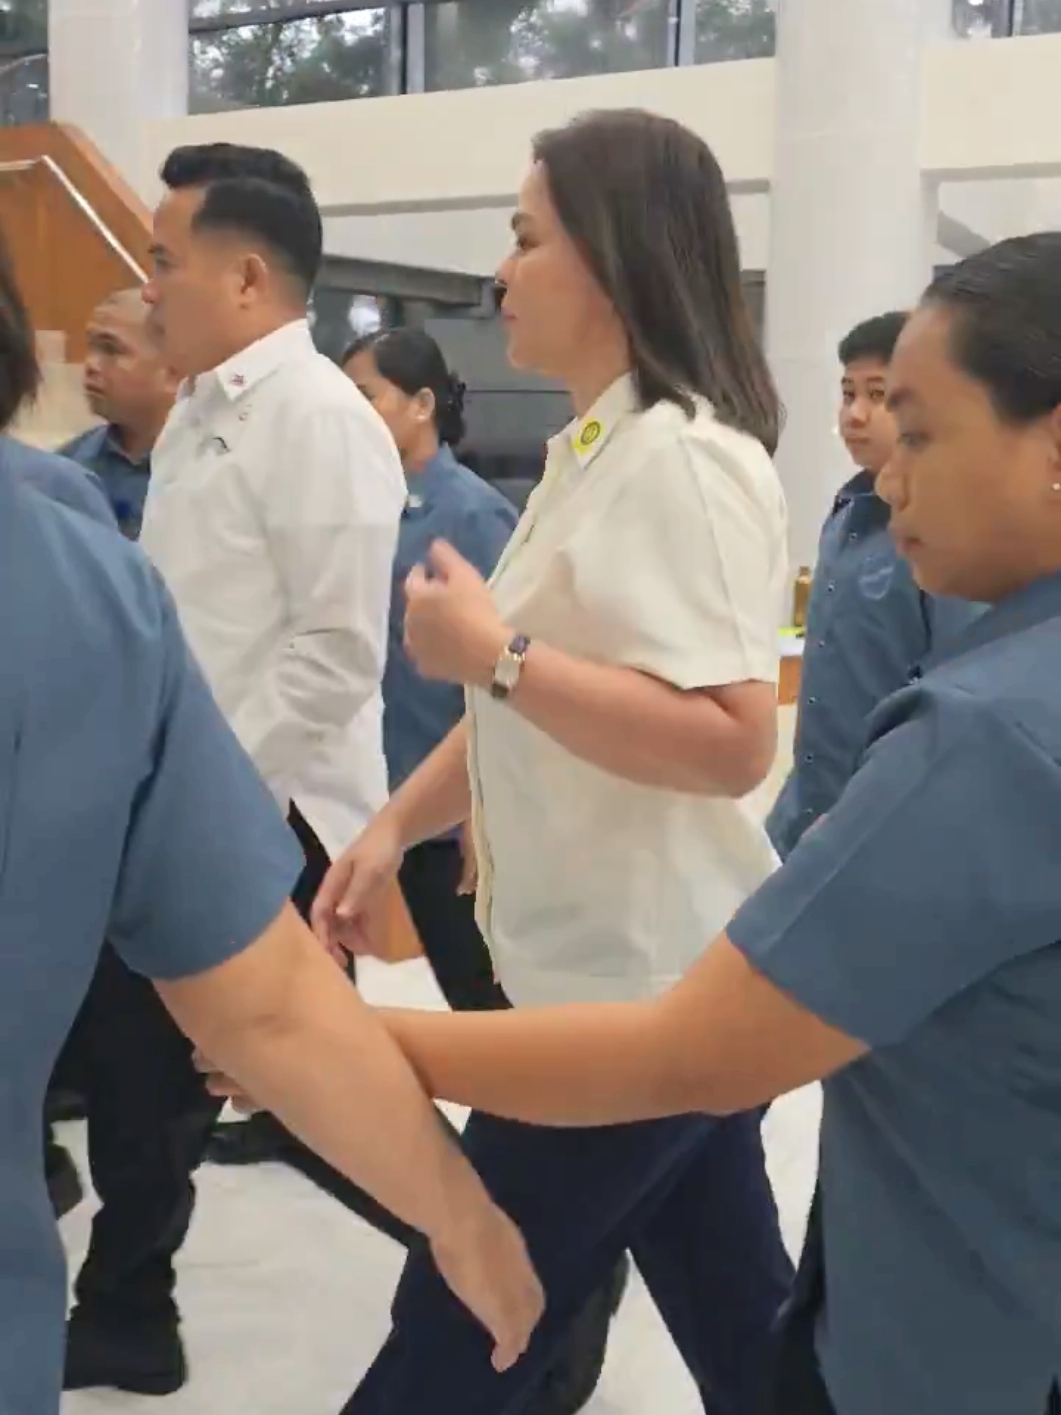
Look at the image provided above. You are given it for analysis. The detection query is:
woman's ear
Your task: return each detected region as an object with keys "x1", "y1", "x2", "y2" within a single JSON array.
[
  {"x1": 416, "y1": 388, "x2": 437, "y2": 426},
  {"x1": 1045, "y1": 406, "x2": 1061, "y2": 493}
]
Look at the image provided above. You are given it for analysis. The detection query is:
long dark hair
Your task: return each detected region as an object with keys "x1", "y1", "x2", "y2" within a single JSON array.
[
  {"x1": 343, "y1": 327, "x2": 467, "y2": 447},
  {"x1": 923, "y1": 233, "x2": 1061, "y2": 425},
  {"x1": 0, "y1": 230, "x2": 40, "y2": 430},
  {"x1": 532, "y1": 108, "x2": 780, "y2": 454}
]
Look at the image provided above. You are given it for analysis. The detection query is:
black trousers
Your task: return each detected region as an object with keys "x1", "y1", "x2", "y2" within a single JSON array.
[
  {"x1": 50, "y1": 805, "x2": 399, "y2": 1325},
  {"x1": 398, "y1": 839, "x2": 507, "y2": 1014}
]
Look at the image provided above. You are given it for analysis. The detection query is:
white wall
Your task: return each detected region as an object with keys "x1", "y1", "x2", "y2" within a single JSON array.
[
  {"x1": 322, "y1": 191, "x2": 772, "y2": 276},
  {"x1": 139, "y1": 33, "x2": 1061, "y2": 219},
  {"x1": 136, "y1": 34, "x2": 1061, "y2": 275},
  {"x1": 139, "y1": 59, "x2": 776, "y2": 212},
  {"x1": 922, "y1": 32, "x2": 1061, "y2": 180}
]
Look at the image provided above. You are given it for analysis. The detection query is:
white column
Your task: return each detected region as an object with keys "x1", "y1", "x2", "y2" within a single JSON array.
[
  {"x1": 765, "y1": 0, "x2": 953, "y2": 566},
  {"x1": 48, "y1": 0, "x2": 188, "y2": 196}
]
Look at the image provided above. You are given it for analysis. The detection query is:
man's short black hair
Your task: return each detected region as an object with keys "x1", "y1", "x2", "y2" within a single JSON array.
[
  {"x1": 160, "y1": 143, "x2": 323, "y2": 295},
  {"x1": 0, "y1": 231, "x2": 40, "y2": 430},
  {"x1": 838, "y1": 311, "x2": 909, "y2": 369}
]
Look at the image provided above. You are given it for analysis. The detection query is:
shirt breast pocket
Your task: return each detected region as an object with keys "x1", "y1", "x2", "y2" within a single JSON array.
[{"x1": 857, "y1": 554, "x2": 897, "y2": 602}]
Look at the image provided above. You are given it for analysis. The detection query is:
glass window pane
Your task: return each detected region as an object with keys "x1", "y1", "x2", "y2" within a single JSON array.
[
  {"x1": 189, "y1": 8, "x2": 389, "y2": 111},
  {"x1": 0, "y1": 50, "x2": 47, "y2": 124},
  {"x1": 1019, "y1": 0, "x2": 1061, "y2": 33},
  {"x1": 694, "y1": 0, "x2": 776, "y2": 64},
  {"x1": 190, "y1": 0, "x2": 376, "y2": 17},
  {"x1": 0, "y1": 0, "x2": 47, "y2": 53},
  {"x1": 424, "y1": 0, "x2": 673, "y2": 93},
  {"x1": 951, "y1": 0, "x2": 1012, "y2": 37}
]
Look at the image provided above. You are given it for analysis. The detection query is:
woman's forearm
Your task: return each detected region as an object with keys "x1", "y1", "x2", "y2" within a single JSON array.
[
  {"x1": 384, "y1": 720, "x2": 472, "y2": 848},
  {"x1": 383, "y1": 1000, "x2": 686, "y2": 1126},
  {"x1": 504, "y1": 642, "x2": 775, "y2": 796},
  {"x1": 382, "y1": 937, "x2": 865, "y2": 1126},
  {"x1": 161, "y1": 905, "x2": 495, "y2": 1242}
]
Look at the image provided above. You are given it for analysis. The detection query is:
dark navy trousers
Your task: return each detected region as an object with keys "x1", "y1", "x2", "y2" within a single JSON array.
[{"x1": 342, "y1": 1106, "x2": 793, "y2": 1415}]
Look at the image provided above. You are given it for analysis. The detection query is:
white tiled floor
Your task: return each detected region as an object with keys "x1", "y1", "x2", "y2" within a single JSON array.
[{"x1": 58, "y1": 956, "x2": 821, "y2": 1415}]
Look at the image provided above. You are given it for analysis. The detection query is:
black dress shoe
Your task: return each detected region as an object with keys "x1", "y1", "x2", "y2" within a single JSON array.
[
  {"x1": 45, "y1": 1139, "x2": 83, "y2": 1219},
  {"x1": 45, "y1": 1087, "x2": 86, "y2": 1124},
  {"x1": 526, "y1": 1256, "x2": 630, "y2": 1415},
  {"x1": 64, "y1": 1310, "x2": 187, "y2": 1396},
  {"x1": 204, "y1": 1110, "x2": 294, "y2": 1166}
]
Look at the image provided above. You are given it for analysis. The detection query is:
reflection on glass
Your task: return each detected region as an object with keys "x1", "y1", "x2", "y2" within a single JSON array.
[
  {"x1": 951, "y1": 0, "x2": 1012, "y2": 37},
  {"x1": 1019, "y1": 0, "x2": 1061, "y2": 33},
  {"x1": 0, "y1": 0, "x2": 48, "y2": 52},
  {"x1": 694, "y1": 0, "x2": 776, "y2": 64},
  {"x1": 424, "y1": 0, "x2": 672, "y2": 92},
  {"x1": 189, "y1": 8, "x2": 389, "y2": 111},
  {"x1": 0, "y1": 51, "x2": 48, "y2": 126},
  {"x1": 310, "y1": 289, "x2": 388, "y2": 362}
]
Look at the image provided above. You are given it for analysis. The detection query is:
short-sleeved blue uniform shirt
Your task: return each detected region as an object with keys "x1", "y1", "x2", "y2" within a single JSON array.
[
  {"x1": 0, "y1": 435, "x2": 115, "y2": 530},
  {"x1": 767, "y1": 471, "x2": 979, "y2": 857},
  {"x1": 732, "y1": 571, "x2": 1061, "y2": 1415},
  {"x1": 60, "y1": 423, "x2": 151, "y2": 538},
  {"x1": 0, "y1": 469, "x2": 301, "y2": 1413},
  {"x1": 383, "y1": 445, "x2": 517, "y2": 795}
]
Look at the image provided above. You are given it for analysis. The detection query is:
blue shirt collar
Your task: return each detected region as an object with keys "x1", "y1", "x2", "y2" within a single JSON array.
[
  {"x1": 404, "y1": 444, "x2": 459, "y2": 516},
  {"x1": 926, "y1": 568, "x2": 1061, "y2": 672},
  {"x1": 103, "y1": 426, "x2": 150, "y2": 472},
  {"x1": 834, "y1": 468, "x2": 878, "y2": 510}
]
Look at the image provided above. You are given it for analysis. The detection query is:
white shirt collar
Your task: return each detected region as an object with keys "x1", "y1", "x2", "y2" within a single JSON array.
[
  {"x1": 181, "y1": 319, "x2": 315, "y2": 405},
  {"x1": 554, "y1": 373, "x2": 640, "y2": 470}
]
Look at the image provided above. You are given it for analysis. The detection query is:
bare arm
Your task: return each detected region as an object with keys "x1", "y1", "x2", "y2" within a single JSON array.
[
  {"x1": 380, "y1": 935, "x2": 864, "y2": 1125},
  {"x1": 384, "y1": 718, "x2": 472, "y2": 848},
  {"x1": 159, "y1": 904, "x2": 488, "y2": 1238},
  {"x1": 159, "y1": 904, "x2": 542, "y2": 1367},
  {"x1": 505, "y1": 645, "x2": 776, "y2": 797},
  {"x1": 403, "y1": 542, "x2": 777, "y2": 799}
]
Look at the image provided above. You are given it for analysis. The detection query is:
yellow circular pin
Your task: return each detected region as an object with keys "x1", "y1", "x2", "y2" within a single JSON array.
[{"x1": 577, "y1": 419, "x2": 602, "y2": 451}]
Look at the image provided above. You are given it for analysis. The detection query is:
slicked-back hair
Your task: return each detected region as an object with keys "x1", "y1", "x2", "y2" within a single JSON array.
[{"x1": 160, "y1": 143, "x2": 323, "y2": 295}]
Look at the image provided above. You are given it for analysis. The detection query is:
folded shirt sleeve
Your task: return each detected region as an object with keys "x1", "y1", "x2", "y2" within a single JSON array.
[{"x1": 728, "y1": 681, "x2": 1061, "y2": 1048}]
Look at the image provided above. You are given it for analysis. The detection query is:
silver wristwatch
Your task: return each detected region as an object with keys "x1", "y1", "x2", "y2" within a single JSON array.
[{"x1": 489, "y1": 634, "x2": 531, "y2": 701}]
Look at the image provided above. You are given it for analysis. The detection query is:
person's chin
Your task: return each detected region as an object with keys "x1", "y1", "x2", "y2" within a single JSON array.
[
  {"x1": 897, "y1": 541, "x2": 947, "y2": 597},
  {"x1": 502, "y1": 332, "x2": 531, "y2": 372}
]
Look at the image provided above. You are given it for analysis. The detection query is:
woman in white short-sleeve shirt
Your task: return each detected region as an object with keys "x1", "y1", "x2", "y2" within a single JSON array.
[{"x1": 318, "y1": 109, "x2": 793, "y2": 1415}]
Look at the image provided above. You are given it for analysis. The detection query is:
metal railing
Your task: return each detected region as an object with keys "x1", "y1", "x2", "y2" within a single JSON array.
[{"x1": 0, "y1": 154, "x2": 147, "y2": 281}]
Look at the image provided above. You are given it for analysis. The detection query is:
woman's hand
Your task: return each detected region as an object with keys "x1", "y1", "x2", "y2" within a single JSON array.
[
  {"x1": 311, "y1": 813, "x2": 405, "y2": 960},
  {"x1": 193, "y1": 1050, "x2": 259, "y2": 1113},
  {"x1": 404, "y1": 540, "x2": 510, "y2": 687}
]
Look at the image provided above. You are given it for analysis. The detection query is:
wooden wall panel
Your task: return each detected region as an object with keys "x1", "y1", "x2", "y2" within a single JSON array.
[{"x1": 0, "y1": 123, "x2": 151, "y2": 361}]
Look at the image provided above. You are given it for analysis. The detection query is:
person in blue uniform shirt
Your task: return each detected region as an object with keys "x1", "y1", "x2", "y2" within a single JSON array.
[
  {"x1": 0, "y1": 238, "x2": 543, "y2": 1415},
  {"x1": 768, "y1": 311, "x2": 979, "y2": 857},
  {"x1": 320, "y1": 232, "x2": 1061, "y2": 1415},
  {"x1": 0, "y1": 437, "x2": 119, "y2": 1220},
  {"x1": 1, "y1": 434, "x2": 113, "y2": 528},
  {"x1": 345, "y1": 327, "x2": 516, "y2": 1010},
  {"x1": 60, "y1": 287, "x2": 177, "y2": 537}
]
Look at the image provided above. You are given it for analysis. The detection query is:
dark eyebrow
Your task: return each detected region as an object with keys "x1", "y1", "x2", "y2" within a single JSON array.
[{"x1": 510, "y1": 211, "x2": 528, "y2": 235}]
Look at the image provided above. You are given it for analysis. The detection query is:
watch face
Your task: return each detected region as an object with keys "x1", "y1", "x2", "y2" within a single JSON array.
[{"x1": 495, "y1": 654, "x2": 521, "y2": 691}]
